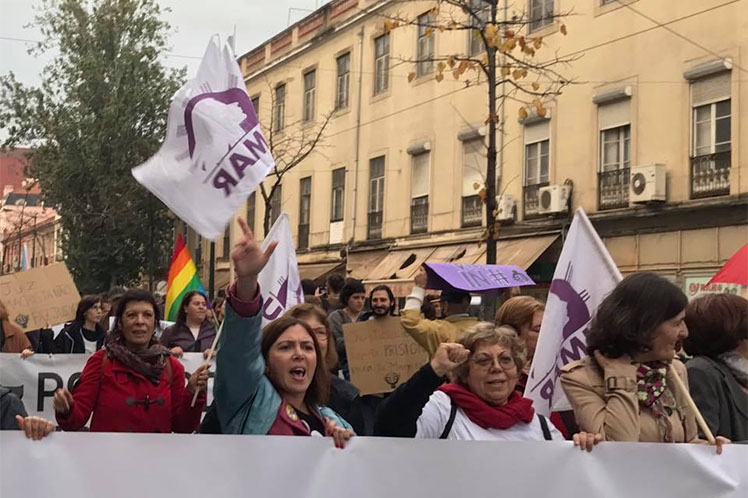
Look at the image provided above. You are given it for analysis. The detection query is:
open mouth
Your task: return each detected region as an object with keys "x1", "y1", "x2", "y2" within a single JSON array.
[
  {"x1": 486, "y1": 379, "x2": 507, "y2": 386},
  {"x1": 290, "y1": 367, "x2": 307, "y2": 380},
  {"x1": 674, "y1": 340, "x2": 683, "y2": 352}
]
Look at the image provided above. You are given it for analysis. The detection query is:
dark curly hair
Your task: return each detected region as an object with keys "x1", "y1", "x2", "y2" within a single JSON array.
[
  {"x1": 586, "y1": 272, "x2": 688, "y2": 358},
  {"x1": 339, "y1": 279, "x2": 365, "y2": 307},
  {"x1": 684, "y1": 293, "x2": 747, "y2": 358}
]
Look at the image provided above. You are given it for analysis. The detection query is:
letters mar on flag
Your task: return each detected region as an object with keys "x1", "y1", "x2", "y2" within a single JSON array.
[
  {"x1": 525, "y1": 208, "x2": 622, "y2": 415},
  {"x1": 131, "y1": 37, "x2": 274, "y2": 239},
  {"x1": 257, "y1": 213, "x2": 303, "y2": 327}
]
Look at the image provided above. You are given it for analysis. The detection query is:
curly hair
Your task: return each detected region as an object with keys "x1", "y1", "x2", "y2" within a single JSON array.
[
  {"x1": 452, "y1": 322, "x2": 527, "y2": 385},
  {"x1": 684, "y1": 293, "x2": 747, "y2": 357},
  {"x1": 585, "y1": 272, "x2": 688, "y2": 358}
]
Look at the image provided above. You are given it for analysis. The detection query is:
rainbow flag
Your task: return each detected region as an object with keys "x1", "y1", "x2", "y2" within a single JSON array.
[{"x1": 165, "y1": 234, "x2": 206, "y2": 321}]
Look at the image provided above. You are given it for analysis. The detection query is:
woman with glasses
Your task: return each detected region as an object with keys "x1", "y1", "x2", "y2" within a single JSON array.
[
  {"x1": 285, "y1": 303, "x2": 361, "y2": 431},
  {"x1": 374, "y1": 322, "x2": 600, "y2": 449}
]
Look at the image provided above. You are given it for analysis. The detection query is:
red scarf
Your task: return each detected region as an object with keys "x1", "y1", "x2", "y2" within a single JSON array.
[{"x1": 438, "y1": 382, "x2": 535, "y2": 430}]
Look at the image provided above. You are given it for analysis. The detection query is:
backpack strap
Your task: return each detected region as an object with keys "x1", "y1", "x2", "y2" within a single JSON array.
[
  {"x1": 538, "y1": 414, "x2": 552, "y2": 441},
  {"x1": 439, "y1": 398, "x2": 458, "y2": 439}
]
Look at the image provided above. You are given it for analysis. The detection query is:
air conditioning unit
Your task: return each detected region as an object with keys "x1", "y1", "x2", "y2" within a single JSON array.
[
  {"x1": 630, "y1": 164, "x2": 666, "y2": 204},
  {"x1": 538, "y1": 185, "x2": 570, "y2": 214},
  {"x1": 496, "y1": 195, "x2": 516, "y2": 223}
]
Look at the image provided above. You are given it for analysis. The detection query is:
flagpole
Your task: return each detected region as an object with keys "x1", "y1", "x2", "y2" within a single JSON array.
[
  {"x1": 190, "y1": 308, "x2": 223, "y2": 407},
  {"x1": 668, "y1": 364, "x2": 716, "y2": 444}
]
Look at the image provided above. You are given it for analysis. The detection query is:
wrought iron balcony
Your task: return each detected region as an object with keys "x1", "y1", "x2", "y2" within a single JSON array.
[
  {"x1": 523, "y1": 182, "x2": 548, "y2": 218},
  {"x1": 598, "y1": 168, "x2": 630, "y2": 210},
  {"x1": 367, "y1": 211, "x2": 383, "y2": 240},
  {"x1": 691, "y1": 151, "x2": 730, "y2": 199},
  {"x1": 461, "y1": 195, "x2": 482, "y2": 228},
  {"x1": 410, "y1": 196, "x2": 428, "y2": 234}
]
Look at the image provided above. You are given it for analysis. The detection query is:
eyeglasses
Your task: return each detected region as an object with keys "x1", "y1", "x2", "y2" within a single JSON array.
[{"x1": 471, "y1": 354, "x2": 516, "y2": 370}]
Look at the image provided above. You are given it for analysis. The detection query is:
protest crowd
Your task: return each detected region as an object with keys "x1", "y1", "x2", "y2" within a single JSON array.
[{"x1": 2, "y1": 216, "x2": 745, "y2": 456}]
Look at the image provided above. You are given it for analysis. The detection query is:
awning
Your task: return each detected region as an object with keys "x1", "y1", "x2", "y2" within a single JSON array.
[
  {"x1": 473, "y1": 234, "x2": 559, "y2": 269},
  {"x1": 367, "y1": 247, "x2": 436, "y2": 281},
  {"x1": 346, "y1": 250, "x2": 388, "y2": 280},
  {"x1": 298, "y1": 261, "x2": 345, "y2": 282}
]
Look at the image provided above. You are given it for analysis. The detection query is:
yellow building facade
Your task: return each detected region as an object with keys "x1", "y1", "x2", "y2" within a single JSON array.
[{"x1": 200, "y1": 0, "x2": 747, "y2": 298}]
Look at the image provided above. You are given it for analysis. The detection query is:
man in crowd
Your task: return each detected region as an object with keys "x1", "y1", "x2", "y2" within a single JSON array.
[
  {"x1": 360, "y1": 284, "x2": 396, "y2": 321},
  {"x1": 401, "y1": 267, "x2": 477, "y2": 357}
]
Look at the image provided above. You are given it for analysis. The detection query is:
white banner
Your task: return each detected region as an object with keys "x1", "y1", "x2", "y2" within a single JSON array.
[
  {"x1": 1, "y1": 432, "x2": 746, "y2": 498},
  {"x1": 0, "y1": 353, "x2": 213, "y2": 423},
  {"x1": 526, "y1": 208, "x2": 623, "y2": 415},
  {"x1": 132, "y1": 37, "x2": 273, "y2": 239},
  {"x1": 258, "y1": 213, "x2": 303, "y2": 327}
]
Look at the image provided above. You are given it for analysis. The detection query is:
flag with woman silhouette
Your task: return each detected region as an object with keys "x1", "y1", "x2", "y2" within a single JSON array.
[
  {"x1": 525, "y1": 208, "x2": 622, "y2": 415},
  {"x1": 132, "y1": 37, "x2": 274, "y2": 239}
]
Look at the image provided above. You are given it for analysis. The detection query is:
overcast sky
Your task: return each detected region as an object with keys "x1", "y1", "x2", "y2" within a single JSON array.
[{"x1": 0, "y1": 0, "x2": 330, "y2": 86}]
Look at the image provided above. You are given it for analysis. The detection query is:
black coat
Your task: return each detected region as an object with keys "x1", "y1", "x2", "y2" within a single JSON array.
[
  {"x1": 687, "y1": 356, "x2": 748, "y2": 442},
  {"x1": 51, "y1": 322, "x2": 106, "y2": 354}
]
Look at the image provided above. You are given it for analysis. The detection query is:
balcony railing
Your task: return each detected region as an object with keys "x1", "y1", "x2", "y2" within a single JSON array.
[
  {"x1": 367, "y1": 211, "x2": 382, "y2": 240},
  {"x1": 598, "y1": 168, "x2": 630, "y2": 210},
  {"x1": 461, "y1": 195, "x2": 482, "y2": 228},
  {"x1": 523, "y1": 182, "x2": 548, "y2": 218},
  {"x1": 410, "y1": 196, "x2": 429, "y2": 234},
  {"x1": 691, "y1": 151, "x2": 731, "y2": 199}
]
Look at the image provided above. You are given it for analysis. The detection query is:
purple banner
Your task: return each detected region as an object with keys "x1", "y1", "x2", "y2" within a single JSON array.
[{"x1": 424, "y1": 263, "x2": 535, "y2": 293}]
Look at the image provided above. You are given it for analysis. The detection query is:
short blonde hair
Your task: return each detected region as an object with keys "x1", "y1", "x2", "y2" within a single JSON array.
[
  {"x1": 495, "y1": 296, "x2": 545, "y2": 332},
  {"x1": 452, "y1": 322, "x2": 527, "y2": 384}
]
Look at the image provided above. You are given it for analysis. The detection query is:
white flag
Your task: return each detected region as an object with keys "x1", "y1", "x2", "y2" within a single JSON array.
[
  {"x1": 257, "y1": 213, "x2": 303, "y2": 327},
  {"x1": 132, "y1": 37, "x2": 274, "y2": 239},
  {"x1": 525, "y1": 208, "x2": 622, "y2": 415}
]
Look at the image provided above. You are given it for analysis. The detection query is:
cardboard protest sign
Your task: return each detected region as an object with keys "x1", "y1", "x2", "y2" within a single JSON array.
[
  {"x1": 343, "y1": 316, "x2": 429, "y2": 395},
  {"x1": 0, "y1": 263, "x2": 80, "y2": 331},
  {"x1": 424, "y1": 262, "x2": 534, "y2": 292}
]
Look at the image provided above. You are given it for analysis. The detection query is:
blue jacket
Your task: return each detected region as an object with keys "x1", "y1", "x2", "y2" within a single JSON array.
[{"x1": 215, "y1": 302, "x2": 352, "y2": 435}]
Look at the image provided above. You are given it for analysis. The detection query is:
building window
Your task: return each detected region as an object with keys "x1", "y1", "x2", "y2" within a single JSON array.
[
  {"x1": 374, "y1": 34, "x2": 390, "y2": 95},
  {"x1": 336, "y1": 53, "x2": 350, "y2": 110},
  {"x1": 331, "y1": 167, "x2": 345, "y2": 222},
  {"x1": 410, "y1": 152, "x2": 430, "y2": 234},
  {"x1": 221, "y1": 226, "x2": 231, "y2": 260},
  {"x1": 690, "y1": 71, "x2": 731, "y2": 199},
  {"x1": 416, "y1": 12, "x2": 436, "y2": 77},
  {"x1": 251, "y1": 95, "x2": 260, "y2": 115},
  {"x1": 461, "y1": 138, "x2": 484, "y2": 227},
  {"x1": 303, "y1": 70, "x2": 316, "y2": 122},
  {"x1": 273, "y1": 84, "x2": 286, "y2": 132},
  {"x1": 598, "y1": 125, "x2": 630, "y2": 210},
  {"x1": 530, "y1": 0, "x2": 554, "y2": 32},
  {"x1": 523, "y1": 120, "x2": 550, "y2": 217},
  {"x1": 468, "y1": 0, "x2": 490, "y2": 56},
  {"x1": 368, "y1": 156, "x2": 385, "y2": 240},
  {"x1": 246, "y1": 191, "x2": 256, "y2": 233},
  {"x1": 269, "y1": 184, "x2": 282, "y2": 226},
  {"x1": 298, "y1": 177, "x2": 311, "y2": 250}
]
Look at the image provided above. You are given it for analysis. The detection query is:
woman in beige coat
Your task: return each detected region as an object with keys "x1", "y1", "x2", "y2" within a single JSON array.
[{"x1": 561, "y1": 272, "x2": 729, "y2": 451}]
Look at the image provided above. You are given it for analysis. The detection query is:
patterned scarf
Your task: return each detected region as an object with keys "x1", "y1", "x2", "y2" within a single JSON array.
[
  {"x1": 636, "y1": 361, "x2": 675, "y2": 442},
  {"x1": 104, "y1": 330, "x2": 171, "y2": 385}
]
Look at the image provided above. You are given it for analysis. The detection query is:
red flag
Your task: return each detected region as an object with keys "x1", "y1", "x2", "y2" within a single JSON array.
[{"x1": 707, "y1": 243, "x2": 748, "y2": 286}]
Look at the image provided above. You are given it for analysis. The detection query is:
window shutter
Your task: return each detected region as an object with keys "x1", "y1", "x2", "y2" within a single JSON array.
[
  {"x1": 692, "y1": 72, "x2": 731, "y2": 107},
  {"x1": 462, "y1": 139, "x2": 484, "y2": 196},
  {"x1": 411, "y1": 153, "x2": 430, "y2": 197},
  {"x1": 524, "y1": 120, "x2": 550, "y2": 144},
  {"x1": 598, "y1": 99, "x2": 630, "y2": 130}
]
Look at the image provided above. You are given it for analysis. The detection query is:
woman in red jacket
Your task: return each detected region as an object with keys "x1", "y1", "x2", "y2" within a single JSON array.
[{"x1": 53, "y1": 289, "x2": 210, "y2": 433}]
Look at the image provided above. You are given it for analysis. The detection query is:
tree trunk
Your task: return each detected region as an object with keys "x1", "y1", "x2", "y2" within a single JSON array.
[{"x1": 482, "y1": 0, "x2": 500, "y2": 321}]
